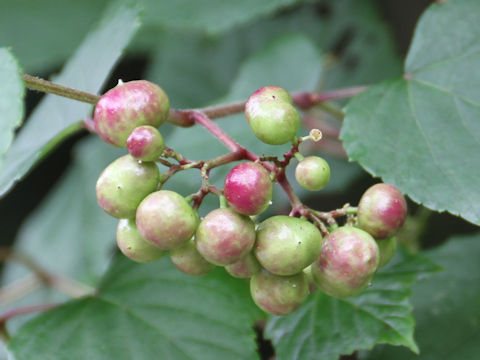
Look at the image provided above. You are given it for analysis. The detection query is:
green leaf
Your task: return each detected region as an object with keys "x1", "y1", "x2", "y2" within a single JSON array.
[
  {"x1": 341, "y1": 0, "x2": 480, "y2": 225},
  {"x1": 265, "y1": 248, "x2": 440, "y2": 360},
  {"x1": 0, "y1": 0, "x2": 140, "y2": 197},
  {"x1": 9, "y1": 257, "x2": 260, "y2": 360},
  {"x1": 141, "y1": 0, "x2": 304, "y2": 35},
  {"x1": 0, "y1": 0, "x2": 111, "y2": 73},
  {"x1": 366, "y1": 233, "x2": 480, "y2": 360},
  {"x1": 0, "y1": 136, "x2": 123, "y2": 332},
  {"x1": 0, "y1": 48, "x2": 24, "y2": 157}
]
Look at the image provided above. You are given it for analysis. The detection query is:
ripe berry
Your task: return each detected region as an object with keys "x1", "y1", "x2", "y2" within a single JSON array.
[
  {"x1": 311, "y1": 226, "x2": 379, "y2": 298},
  {"x1": 254, "y1": 216, "x2": 322, "y2": 276},
  {"x1": 170, "y1": 238, "x2": 215, "y2": 276},
  {"x1": 195, "y1": 208, "x2": 256, "y2": 266},
  {"x1": 116, "y1": 219, "x2": 165, "y2": 263},
  {"x1": 94, "y1": 80, "x2": 170, "y2": 147},
  {"x1": 96, "y1": 155, "x2": 160, "y2": 219},
  {"x1": 223, "y1": 162, "x2": 272, "y2": 216},
  {"x1": 357, "y1": 183, "x2": 407, "y2": 239},
  {"x1": 136, "y1": 190, "x2": 199, "y2": 250},
  {"x1": 377, "y1": 237, "x2": 397, "y2": 268},
  {"x1": 295, "y1": 156, "x2": 331, "y2": 191},
  {"x1": 245, "y1": 86, "x2": 300, "y2": 145},
  {"x1": 225, "y1": 252, "x2": 261, "y2": 278},
  {"x1": 250, "y1": 270, "x2": 308, "y2": 315},
  {"x1": 126, "y1": 125, "x2": 165, "y2": 161}
]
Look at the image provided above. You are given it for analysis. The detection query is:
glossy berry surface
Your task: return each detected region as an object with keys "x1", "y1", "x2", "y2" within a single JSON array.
[
  {"x1": 357, "y1": 183, "x2": 407, "y2": 239},
  {"x1": 254, "y1": 216, "x2": 322, "y2": 276},
  {"x1": 116, "y1": 219, "x2": 165, "y2": 263},
  {"x1": 245, "y1": 86, "x2": 300, "y2": 145},
  {"x1": 224, "y1": 162, "x2": 272, "y2": 216},
  {"x1": 250, "y1": 271, "x2": 308, "y2": 315},
  {"x1": 377, "y1": 237, "x2": 397, "y2": 268},
  {"x1": 295, "y1": 156, "x2": 331, "y2": 191},
  {"x1": 96, "y1": 155, "x2": 160, "y2": 219},
  {"x1": 225, "y1": 252, "x2": 261, "y2": 278},
  {"x1": 195, "y1": 208, "x2": 256, "y2": 266},
  {"x1": 311, "y1": 226, "x2": 379, "y2": 298},
  {"x1": 170, "y1": 238, "x2": 215, "y2": 276},
  {"x1": 136, "y1": 190, "x2": 199, "y2": 250},
  {"x1": 126, "y1": 125, "x2": 165, "y2": 161},
  {"x1": 94, "y1": 80, "x2": 170, "y2": 147}
]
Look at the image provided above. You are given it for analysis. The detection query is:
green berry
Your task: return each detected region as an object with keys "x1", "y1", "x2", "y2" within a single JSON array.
[
  {"x1": 195, "y1": 208, "x2": 256, "y2": 266},
  {"x1": 254, "y1": 216, "x2": 323, "y2": 276},
  {"x1": 170, "y1": 238, "x2": 215, "y2": 276},
  {"x1": 245, "y1": 86, "x2": 300, "y2": 145},
  {"x1": 94, "y1": 80, "x2": 170, "y2": 147},
  {"x1": 357, "y1": 183, "x2": 407, "y2": 239},
  {"x1": 126, "y1": 125, "x2": 165, "y2": 161},
  {"x1": 377, "y1": 237, "x2": 397, "y2": 268},
  {"x1": 295, "y1": 156, "x2": 331, "y2": 191},
  {"x1": 96, "y1": 155, "x2": 160, "y2": 219},
  {"x1": 311, "y1": 226, "x2": 379, "y2": 298},
  {"x1": 223, "y1": 162, "x2": 273, "y2": 216},
  {"x1": 136, "y1": 190, "x2": 199, "y2": 250},
  {"x1": 250, "y1": 270, "x2": 308, "y2": 315},
  {"x1": 116, "y1": 219, "x2": 165, "y2": 263},
  {"x1": 225, "y1": 252, "x2": 261, "y2": 278}
]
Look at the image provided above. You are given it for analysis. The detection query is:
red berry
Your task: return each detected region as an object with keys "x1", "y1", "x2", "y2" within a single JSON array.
[
  {"x1": 126, "y1": 125, "x2": 165, "y2": 161},
  {"x1": 224, "y1": 162, "x2": 272, "y2": 216}
]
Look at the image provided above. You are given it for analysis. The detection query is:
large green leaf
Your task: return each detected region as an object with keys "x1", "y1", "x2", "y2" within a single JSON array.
[
  {"x1": 265, "y1": 249, "x2": 440, "y2": 360},
  {"x1": 0, "y1": 137, "x2": 123, "y2": 333},
  {"x1": 0, "y1": 48, "x2": 24, "y2": 157},
  {"x1": 0, "y1": 0, "x2": 140, "y2": 198},
  {"x1": 341, "y1": 0, "x2": 480, "y2": 225},
  {"x1": 9, "y1": 257, "x2": 260, "y2": 360},
  {"x1": 366, "y1": 233, "x2": 480, "y2": 360},
  {"x1": 141, "y1": 0, "x2": 303, "y2": 35}
]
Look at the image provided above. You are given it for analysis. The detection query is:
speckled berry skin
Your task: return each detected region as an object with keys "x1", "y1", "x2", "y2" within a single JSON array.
[
  {"x1": 377, "y1": 237, "x2": 397, "y2": 268},
  {"x1": 245, "y1": 86, "x2": 300, "y2": 145},
  {"x1": 126, "y1": 125, "x2": 165, "y2": 161},
  {"x1": 116, "y1": 219, "x2": 165, "y2": 263},
  {"x1": 225, "y1": 252, "x2": 261, "y2": 278},
  {"x1": 94, "y1": 80, "x2": 170, "y2": 147},
  {"x1": 170, "y1": 238, "x2": 215, "y2": 276},
  {"x1": 195, "y1": 208, "x2": 256, "y2": 266},
  {"x1": 311, "y1": 226, "x2": 379, "y2": 298},
  {"x1": 136, "y1": 190, "x2": 199, "y2": 250},
  {"x1": 96, "y1": 155, "x2": 160, "y2": 219},
  {"x1": 250, "y1": 270, "x2": 308, "y2": 315},
  {"x1": 295, "y1": 156, "x2": 331, "y2": 191},
  {"x1": 254, "y1": 216, "x2": 322, "y2": 276},
  {"x1": 224, "y1": 162, "x2": 272, "y2": 216},
  {"x1": 357, "y1": 183, "x2": 407, "y2": 239}
]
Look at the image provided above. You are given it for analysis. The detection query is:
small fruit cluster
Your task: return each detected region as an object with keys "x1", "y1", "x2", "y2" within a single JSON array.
[{"x1": 94, "y1": 81, "x2": 407, "y2": 316}]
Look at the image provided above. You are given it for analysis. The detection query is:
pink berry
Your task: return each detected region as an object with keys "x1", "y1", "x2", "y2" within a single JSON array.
[{"x1": 126, "y1": 125, "x2": 165, "y2": 161}]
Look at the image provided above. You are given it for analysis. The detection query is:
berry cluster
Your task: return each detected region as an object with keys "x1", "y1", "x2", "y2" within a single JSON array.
[{"x1": 94, "y1": 81, "x2": 407, "y2": 316}]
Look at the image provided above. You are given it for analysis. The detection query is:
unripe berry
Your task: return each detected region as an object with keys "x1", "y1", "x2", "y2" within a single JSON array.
[
  {"x1": 357, "y1": 183, "x2": 407, "y2": 239},
  {"x1": 126, "y1": 125, "x2": 165, "y2": 161},
  {"x1": 225, "y1": 252, "x2": 261, "y2": 278},
  {"x1": 295, "y1": 156, "x2": 331, "y2": 191},
  {"x1": 94, "y1": 80, "x2": 170, "y2": 147},
  {"x1": 136, "y1": 190, "x2": 199, "y2": 250},
  {"x1": 96, "y1": 155, "x2": 160, "y2": 218},
  {"x1": 245, "y1": 86, "x2": 300, "y2": 145},
  {"x1": 116, "y1": 219, "x2": 165, "y2": 263},
  {"x1": 377, "y1": 237, "x2": 397, "y2": 268},
  {"x1": 311, "y1": 226, "x2": 379, "y2": 298},
  {"x1": 254, "y1": 216, "x2": 322, "y2": 276},
  {"x1": 250, "y1": 271, "x2": 308, "y2": 315},
  {"x1": 195, "y1": 208, "x2": 256, "y2": 266},
  {"x1": 223, "y1": 162, "x2": 273, "y2": 216},
  {"x1": 170, "y1": 238, "x2": 215, "y2": 276}
]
